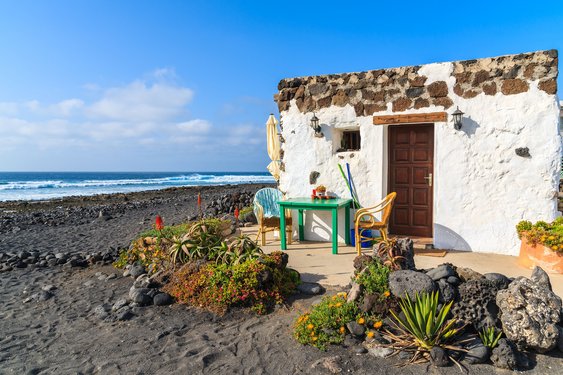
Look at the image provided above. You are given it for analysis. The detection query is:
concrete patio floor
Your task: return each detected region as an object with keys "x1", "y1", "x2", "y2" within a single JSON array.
[{"x1": 240, "y1": 226, "x2": 563, "y2": 298}]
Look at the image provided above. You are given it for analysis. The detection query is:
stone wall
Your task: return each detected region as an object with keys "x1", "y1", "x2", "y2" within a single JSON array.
[
  {"x1": 274, "y1": 50, "x2": 560, "y2": 256},
  {"x1": 275, "y1": 50, "x2": 557, "y2": 115}
]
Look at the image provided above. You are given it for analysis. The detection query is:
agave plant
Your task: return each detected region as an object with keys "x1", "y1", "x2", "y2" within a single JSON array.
[
  {"x1": 479, "y1": 326, "x2": 502, "y2": 348},
  {"x1": 384, "y1": 291, "x2": 466, "y2": 367},
  {"x1": 169, "y1": 236, "x2": 189, "y2": 265},
  {"x1": 215, "y1": 235, "x2": 264, "y2": 265},
  {"x1": 167, "y1": 218, "x2": 228, "y2": 264}
]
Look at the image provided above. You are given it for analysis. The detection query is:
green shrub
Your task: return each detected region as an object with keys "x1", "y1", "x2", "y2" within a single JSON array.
[
  {"x1": 138, "y1": 222, "x2": 192, "y2": 240},
  {"x1": 118, "y1": 218, "x2": 239, "y2": 272},
  {"x1": 293, "y1": 293, "x2": 362, "y2": 350},
  {"x1": 293, "y1": 291, "x2": 386, "y2": 351},
  {"x1": 354, "y1": 260, "x2": 390, "y2": 296},
  {"x1": 164, "y1": 251, "x2": 297, "y2": 315}
]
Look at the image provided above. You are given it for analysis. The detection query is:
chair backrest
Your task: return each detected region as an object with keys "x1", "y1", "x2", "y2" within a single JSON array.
[
  {"x1": 253, "y1": 188, "x2": 283, "y2": 218},
  {"x1": 380, "y1": 192, "x2": 397, "y2": 225}
]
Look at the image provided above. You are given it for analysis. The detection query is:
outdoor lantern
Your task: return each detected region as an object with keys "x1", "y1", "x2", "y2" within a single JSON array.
[
  {"x1": 310, "y1": 113, "x2": 321, "y2": 134},
  {"x1": 452, "y1": 107, "x2": 464, "y2": 130}
]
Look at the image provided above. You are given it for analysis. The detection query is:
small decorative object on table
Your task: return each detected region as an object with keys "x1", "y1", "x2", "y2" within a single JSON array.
[{"x1": 312, "y1": 185, "x2": 334, "y2": 200}]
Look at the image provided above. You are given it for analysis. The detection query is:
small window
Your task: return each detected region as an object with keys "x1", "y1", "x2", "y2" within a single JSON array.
[{"x1": 339, "y1": 130, "x2": 361, "y2": 151}]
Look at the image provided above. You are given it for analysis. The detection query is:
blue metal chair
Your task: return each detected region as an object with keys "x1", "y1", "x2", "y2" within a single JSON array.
[{"x1": 253, "y1": 188, "x2": 292, "y2": 245}]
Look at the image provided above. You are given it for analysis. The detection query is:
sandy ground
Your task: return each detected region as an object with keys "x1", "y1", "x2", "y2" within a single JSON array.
[{"x1": 0, "y1": 185, "x2": 562, "y2": 374}]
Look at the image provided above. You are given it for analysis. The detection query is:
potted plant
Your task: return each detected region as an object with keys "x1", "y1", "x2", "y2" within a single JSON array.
[{"x1": 516, "y1": 218, "x2": 563, "y2": 274}]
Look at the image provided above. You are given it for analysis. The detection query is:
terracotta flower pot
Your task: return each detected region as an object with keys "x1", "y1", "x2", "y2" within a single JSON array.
[{"x1": 518, "y1": 236, "x2": 563, "y2": 274}]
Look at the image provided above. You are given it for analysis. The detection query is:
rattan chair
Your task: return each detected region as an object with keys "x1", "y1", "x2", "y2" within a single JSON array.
[
  {"x1": 253, "y1": 188, "x2": 292, "y2": 246},
  {"x1": 354, "y1": 192, "x2": 397, "y2": 255}
]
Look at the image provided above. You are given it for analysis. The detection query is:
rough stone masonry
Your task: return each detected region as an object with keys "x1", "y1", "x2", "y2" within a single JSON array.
[{"x1": 275, "y1": 50, "x2": 557, "y2": 116}]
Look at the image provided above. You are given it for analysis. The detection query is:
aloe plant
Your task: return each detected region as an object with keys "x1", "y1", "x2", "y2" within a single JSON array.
[
  {"x1": 215, "y1": 235, "x2": 264, "y2": 265},
  {"x1": 384, "y1": 291, "x2": 466, "y2": 366},
  {"x1": 479, "y1": 326, "x2": 502, "y2": 348}
]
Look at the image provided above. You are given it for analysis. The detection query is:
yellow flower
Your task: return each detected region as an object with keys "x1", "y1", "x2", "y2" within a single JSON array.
[
  {"x1": 373, "y1": 321, "x2": 383, "y2": 329},
  {"x1": 310, "y1": 331, "x2": 315, "y2": 336},
  {"x1": 552, "y1": 246, "x2": 558, "y2": 251},
  {"x1": 312, "y1": 336, "x2": 318, "y2": 342},
  {"x1": 366, "y1": 331, "x2": 375, "y2": 339},
  {"x1": 357, "y1": 317, "x2": 365, "y2": 325},
  {"x1": 339, "y1": 326, "x2": 346, "y2": 334},
  {"x1": 332, "y1": 295, "x2": 338, "y2": 300},
  {"x1": 559, "y1": 244, "x2": 563, "y2": 249},
  {"x1": 548, "y1": 236, "x2": 555, "y2": 240},
  {"x1": 383, "y1": 291, "x2": 390, "y2": 298},
  {"x1": 336, "y1": 302, "x2": 342, "y2": 308},
  {"x1": 337, "y1": 292, "x2": 347, "y2": 298},
  {"x1": 307, "y1": 323, "x2": 314, "y2": 330}
]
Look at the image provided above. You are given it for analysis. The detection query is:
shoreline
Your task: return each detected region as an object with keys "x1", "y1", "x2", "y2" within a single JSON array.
[
  {"x1": 0, "y1": 183, "x2": 274, "y2": 256},
  {"x1": 0, "y1": 182, "x2": 276, "y2": 212}
]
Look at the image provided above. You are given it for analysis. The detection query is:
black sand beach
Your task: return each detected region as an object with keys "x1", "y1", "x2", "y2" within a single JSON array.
[{"x1": 0, "y1": 184, "x2": 561, "y2": 374}]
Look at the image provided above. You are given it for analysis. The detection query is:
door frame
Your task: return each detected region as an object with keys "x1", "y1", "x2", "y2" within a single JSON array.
[{"x1": 385, "y1": 123, "x2": 435, "y2": 238}]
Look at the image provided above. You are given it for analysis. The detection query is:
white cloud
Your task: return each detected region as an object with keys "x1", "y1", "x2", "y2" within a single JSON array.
[
  {"x1": 0, "y1": 102, "x2": 19, "y2": 116},
  {"x1": 86, "y1": 122, "x2": 157, "y2": 141},
  {"x1": 25, "y1": 100, "x2": 40, "y2": 112},
  {"x1": 88, "y1": 81, "x2": 193, "y2": 122},
  {"x1": 152, "y1": 68, "x2": 177, "y2": 80},
  {"x1": 51, "y1": 99, "x2": 85, "y2": 117},
  {"x1": 0, "y1": 70, "x2": 271, "y2": 171},
  {"x1": 176, "y1": 119, "x2": 211, "y2": 134},
  {"x1": 226, "y1": 124, "x2": 264, "y2": 146},
  {"x1": 0, "y1": 70, "x2": 205, "y2": 150}
]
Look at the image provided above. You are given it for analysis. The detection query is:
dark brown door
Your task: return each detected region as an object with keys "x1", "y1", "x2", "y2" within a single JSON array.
[{"x1": 388, "y1": 124, "x2": 433, "y2": 237}]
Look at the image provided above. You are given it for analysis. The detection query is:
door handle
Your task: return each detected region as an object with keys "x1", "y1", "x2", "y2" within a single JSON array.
[{"x1": 424, "y1": 173, "x2": 433, "y2": 187}]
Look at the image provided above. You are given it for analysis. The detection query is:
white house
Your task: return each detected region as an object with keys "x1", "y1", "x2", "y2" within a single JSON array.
[{"x1": 274, "y1": 50, "x2": 560, "y2": 256}]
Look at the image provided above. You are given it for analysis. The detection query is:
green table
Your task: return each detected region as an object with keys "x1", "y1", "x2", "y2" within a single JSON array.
[{"x1": 279, "y1": 198, "x2": 352, "y2": 254}]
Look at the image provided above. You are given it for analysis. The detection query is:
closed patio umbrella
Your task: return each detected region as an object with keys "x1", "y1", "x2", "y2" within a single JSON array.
[{"x1": 266, "y1": 114, "x2": 281, "y2": 181}]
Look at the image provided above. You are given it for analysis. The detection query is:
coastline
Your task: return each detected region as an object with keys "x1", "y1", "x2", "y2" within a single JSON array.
[{"x1": 0, "y1": 183, "x2": 274, "y2": 255}]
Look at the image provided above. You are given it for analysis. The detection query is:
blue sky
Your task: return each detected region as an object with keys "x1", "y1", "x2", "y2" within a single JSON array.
[{"x1": 0, "y1": 0, "x2": 561, "y2": 172}]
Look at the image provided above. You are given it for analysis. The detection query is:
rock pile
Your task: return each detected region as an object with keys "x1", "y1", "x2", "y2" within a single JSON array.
[
  {"x1": 0, "y1": 248, "x2": 120, "y2": 272},
  {"x1": 204, "y1": 191, "x2": 256, "y2": 219},
  {"x1": 496, "y1": 267, "x2": 562, "y2": 353},
  {"x1": 349, "y1": 239, "x2": 562, "y2": 369},
  {"x1": 93, "y1": 264, "x2": 174, "y2": 322}
]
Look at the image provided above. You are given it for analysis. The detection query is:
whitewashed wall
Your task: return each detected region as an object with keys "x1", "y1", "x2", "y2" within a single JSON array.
[{"x1": 279, "y1": 62, "x2": 561, "y2": 256}]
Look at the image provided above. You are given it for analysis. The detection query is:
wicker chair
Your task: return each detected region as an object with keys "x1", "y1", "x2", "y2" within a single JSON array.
[
  {"x1": 354, "y1": 192, "x2": 397, "y2": 255},
  {"x1": 253, "y1": 188, "x2": 292, "y2": 246}
]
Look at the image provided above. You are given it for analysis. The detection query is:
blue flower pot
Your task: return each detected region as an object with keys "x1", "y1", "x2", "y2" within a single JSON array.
[{"x1": 350, "y1": 229, "x2": 374, "y2": 248}]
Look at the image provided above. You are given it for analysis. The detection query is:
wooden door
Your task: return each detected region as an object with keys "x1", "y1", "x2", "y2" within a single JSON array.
[{"x1": 388, "y1": 124, "x2": 434, "y2": 237}]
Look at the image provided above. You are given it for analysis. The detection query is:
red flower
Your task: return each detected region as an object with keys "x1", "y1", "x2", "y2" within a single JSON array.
[
  {"x1": 234, "y1": 207, "x2": 240, "y2": 220},
  {"x1": 155, "y1": 215, "x2": 164, "y2": 231}
]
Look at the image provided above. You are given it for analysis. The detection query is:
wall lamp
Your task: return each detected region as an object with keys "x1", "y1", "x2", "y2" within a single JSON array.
[
  {"x1": 452, "y1": 107, "x2": 464, "y2": 130},
  {"x1": 310, "y1": 113, "x2": 322, "y2": 136}
]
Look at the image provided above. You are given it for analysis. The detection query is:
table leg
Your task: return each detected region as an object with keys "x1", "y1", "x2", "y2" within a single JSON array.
[
  {"x1": 332, "y1": 207, "x2": 338, "y2": 254},
  {"x1": 298, "y1": 209, "x2": 304, "y2": 241},
  {"x1": 280, "y1": 205, "x2": 287, "y2": 250},
  {"x1": 345, "y1": 203, "x2": 351, "y2": 245}
]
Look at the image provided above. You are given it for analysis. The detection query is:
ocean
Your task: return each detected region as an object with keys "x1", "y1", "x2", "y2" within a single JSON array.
[{"x1": 0, "y1": 172, "x2": 276, "y2": 202}]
